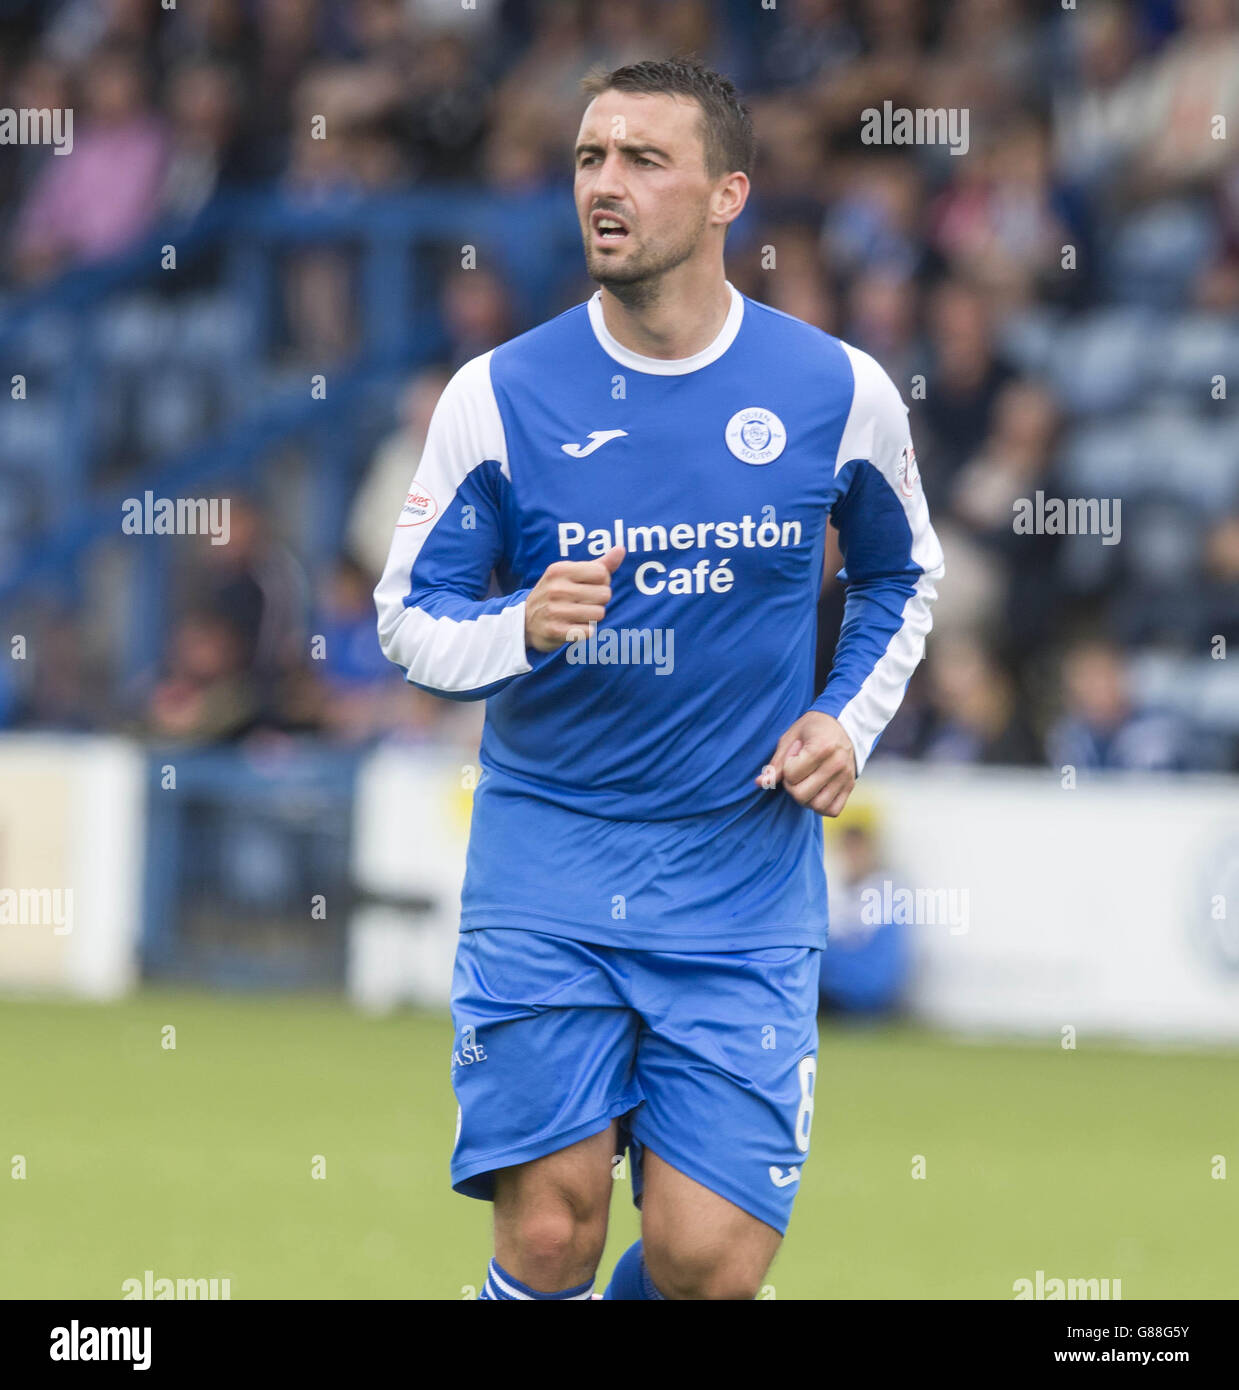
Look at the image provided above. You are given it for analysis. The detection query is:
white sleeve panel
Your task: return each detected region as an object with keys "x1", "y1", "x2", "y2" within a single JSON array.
[
  {"x1": 374, "y1": 351, "x2": 534, "y2": 695},
  {"x1": 826, "y1": 342, "x2": 945, "y2": 775}
]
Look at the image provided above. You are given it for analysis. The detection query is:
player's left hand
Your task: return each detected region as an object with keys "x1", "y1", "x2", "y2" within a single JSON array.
[{"x1": 757, "y1": 711, "x2": 857, "y2": 817}]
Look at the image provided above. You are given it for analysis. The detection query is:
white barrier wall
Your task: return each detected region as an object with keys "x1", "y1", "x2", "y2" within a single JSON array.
[
  {"x1": 0, "y1": 735, "x2": 146, "y2": 1000},
  {"x1": 348, "y1": 746, "x2": 476, "y2": 1013},
  {"x1": 6, "y1": 732, "x2": 1233, "y2": 1043},
  {"x1": 855, "y1": 765, "x2": 1239, "y2": 1042},
  {"x1": 352, "y1": 753, "x2": 1239, "y2": 1043}
]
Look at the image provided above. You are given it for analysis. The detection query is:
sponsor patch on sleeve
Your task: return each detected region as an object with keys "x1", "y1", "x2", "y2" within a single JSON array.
[{"x1": 397, "y1": 485, "x2": 438, "y2": 526}]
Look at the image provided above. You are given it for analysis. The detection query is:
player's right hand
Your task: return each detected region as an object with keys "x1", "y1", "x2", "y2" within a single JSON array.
[{"x1": 524, "y1": 545, "x2": 625, "y2": 652}]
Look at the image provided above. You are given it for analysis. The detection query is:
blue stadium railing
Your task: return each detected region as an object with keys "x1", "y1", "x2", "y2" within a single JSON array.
[
  {"x1": 141, "y1": 743, "x2": 362, "y2": 989},
  {"x1": 0, "y1": 185, "x2": 579, "y2": 673}
]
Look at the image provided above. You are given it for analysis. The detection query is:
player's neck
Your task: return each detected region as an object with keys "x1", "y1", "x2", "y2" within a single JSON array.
[{"x1": 597, "y1": 267, "x2": 732, "y2": 362}]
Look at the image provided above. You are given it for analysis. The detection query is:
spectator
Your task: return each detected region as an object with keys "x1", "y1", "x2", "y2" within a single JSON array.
[
  {"x1": 820, "y1": 817, "x2": 909, "y2": 1017},
  {"x1": 401, "y1": 32, "x2": 491, "y2": 182},
  {"x1": 309, "y1": 557, "x2": 404, "y2": 744},
  {"x1": 928, "y1": 118, "x2": 1074, "y2": 307},
  {"x1": 144, "y1": 611, "x2": 259, "y2": 744},
  {"x1": 159, "y1": 59, "x2": 248, "y2": 220},
  {"x1": 1052, "y1": 0, "x2": 1145, "y2": 193},
  {"x1": 1127, "y1": 0, "x2": 1239, "y2": 198},
  {"x1": 916, "y1": 279, "x2": 1016, "y2": 495},
  {"x1": 186, "y1": 496, "x2": 310, "y2": 686},
  {"x1": 1046, "y1": 638, "x2": 1199, "y2": 772},
  {"x1": 922, "y1": 633, "x2": 1041, "y2": 766},
  {"x1": 0, "y1": 0, "x2": 1230, "y2": 770},
  {"x1": 346, "y1": 366, "x2": 452, "y2": 581},
  {"x1": 949, "y1": 379, "x2": 1065, "y2": 661},
  {"x1": 439, "y1": 266, "x2": 515, "y2": 369},
  {"x1": 1194, "y1": 515, "x2": 1239, "y2": 654},
  {"x1": 758, "y1": 0, "x2": 859, "y2": 94},
  {"x1": 11, "y1": 42, "x2": 168, "y2": 281}
]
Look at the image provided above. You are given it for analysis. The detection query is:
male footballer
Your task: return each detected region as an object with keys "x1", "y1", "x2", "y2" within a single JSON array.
[{"x1": 376, "y1": 57, "x2": 944, "y2": 1301}]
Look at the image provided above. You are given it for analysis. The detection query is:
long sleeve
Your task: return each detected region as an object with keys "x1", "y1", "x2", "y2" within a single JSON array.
[
  {"x1": 811, "y1": 343, "x2": 945, "y2": 774},
  {"x1": 374, "y1": 351, "x2": 548, "y2": 700}
]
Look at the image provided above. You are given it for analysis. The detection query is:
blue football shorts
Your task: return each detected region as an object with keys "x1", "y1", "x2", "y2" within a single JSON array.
[{"x1": 448, "y1": 927, "x2": 821, "y2": 1234}]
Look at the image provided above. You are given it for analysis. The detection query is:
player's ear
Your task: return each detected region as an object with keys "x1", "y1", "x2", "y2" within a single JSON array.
[{"x1": 712, "y1": 170, "x2": 749, "y2": 228}]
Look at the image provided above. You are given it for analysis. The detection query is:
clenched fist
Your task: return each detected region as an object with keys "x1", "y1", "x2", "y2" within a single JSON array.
[
  {"x1": 524, "y1": 545, "x2": 625, "y2": 652},
  {"x1": 757, "y1": 710, "x2": 857, "y2": 818}
]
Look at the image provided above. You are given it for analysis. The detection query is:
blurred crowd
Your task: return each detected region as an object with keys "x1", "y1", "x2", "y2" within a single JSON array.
[{"x1": 2, "y1": 0, "x2": 1238, "y2": 772}]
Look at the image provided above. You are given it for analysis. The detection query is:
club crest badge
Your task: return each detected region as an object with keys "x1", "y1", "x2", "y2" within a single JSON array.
[{"x1": 725, "y1": 407, "x2": 787, "y2": 465}]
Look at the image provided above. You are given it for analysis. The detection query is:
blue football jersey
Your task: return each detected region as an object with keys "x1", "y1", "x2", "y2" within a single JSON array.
[{"x1": 376, "y1": 284, "x2": 944, "y2": 950}]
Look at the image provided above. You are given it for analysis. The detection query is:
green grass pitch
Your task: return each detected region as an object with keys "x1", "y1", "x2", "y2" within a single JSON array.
[{"x1": 2, "y1": 992, "x2": 1235, "y2": 1299}]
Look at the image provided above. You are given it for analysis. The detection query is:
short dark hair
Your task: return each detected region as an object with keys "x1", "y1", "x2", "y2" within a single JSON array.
[{"x1": 581, "y1": 57, "x2": 754, "y2": 179}]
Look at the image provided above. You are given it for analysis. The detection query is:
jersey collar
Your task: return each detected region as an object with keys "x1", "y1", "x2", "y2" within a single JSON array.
[{"x1": 586, "y1": 281, "x2": 744, "y2": 376}]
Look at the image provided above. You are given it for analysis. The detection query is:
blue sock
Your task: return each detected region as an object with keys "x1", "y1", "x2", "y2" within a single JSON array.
[
  {"x1": 477, "y1": 1257, "x2": 594, "y2": 1301},
  {"x1": 602, "y1": 1240, "x2": 665, "y2": 1300}
]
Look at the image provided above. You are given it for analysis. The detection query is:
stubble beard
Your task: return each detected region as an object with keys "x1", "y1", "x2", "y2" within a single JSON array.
[{"x1": 582, "y1": 208, "x2": 708, "y2": 310}]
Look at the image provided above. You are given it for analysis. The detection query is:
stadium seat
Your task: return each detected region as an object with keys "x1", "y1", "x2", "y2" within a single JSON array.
[
  {"x1": 1104, "y1": 199, "x2": 1219, "y2": 310},
  {"x1": 1049, "y1": 308, "x2": 1160, "y2": 415}
]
